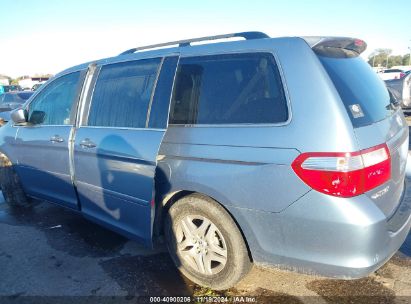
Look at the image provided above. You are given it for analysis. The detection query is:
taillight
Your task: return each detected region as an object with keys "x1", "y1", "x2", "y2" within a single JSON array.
[
  {"x1": 291, "y1": 144, "x2": 391, "y2": 198},
  {"x1": 354, "y1": 39, "x2": 365, "y2": 47},
  {"x1": 400, "y1": 72, "x2": 406, "y2": 78}
]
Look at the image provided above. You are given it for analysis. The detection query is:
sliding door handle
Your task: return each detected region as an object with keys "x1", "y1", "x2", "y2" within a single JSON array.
[
  {"x1": 50, "y1": 135, "x2": 64, "y2": 143},
  {"x1": 80, "y1": 138, "x2": 96, "y2": 149}
]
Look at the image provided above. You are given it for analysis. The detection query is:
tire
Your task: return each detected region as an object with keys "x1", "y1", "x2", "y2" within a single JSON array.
[
  {"x1": 0, "y1": 165, "x2": 30, "y2": 207},
  {"x1": 164, "y1": 193, "x2": 251, "y2": 290}
]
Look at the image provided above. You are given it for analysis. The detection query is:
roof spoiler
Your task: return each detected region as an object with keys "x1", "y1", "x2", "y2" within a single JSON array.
[{"x1": 302, "y1": 37, "x2": 367, "y2": 56}]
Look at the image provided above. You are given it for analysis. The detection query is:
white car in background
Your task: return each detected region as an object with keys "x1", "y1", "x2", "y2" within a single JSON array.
[
  {"x1": 378, "y1": 68, "x2": 406, "y2": 80},
  {"x1": 31, "y1": 82, "x2": 45, "y2": 91}
]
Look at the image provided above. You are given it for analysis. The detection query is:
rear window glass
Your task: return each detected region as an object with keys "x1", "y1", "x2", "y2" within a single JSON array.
[
  {"x1": 319, "y1": 56, "x2": 393, "y2": 128},
  {"x1": 169, "y1": 53, "x2": 288, "y2": 125}
]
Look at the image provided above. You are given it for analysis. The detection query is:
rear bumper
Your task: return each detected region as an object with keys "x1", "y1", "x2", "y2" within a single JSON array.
[{"x1": 227, "y1": 179, "x2": 411, "y2": 278}]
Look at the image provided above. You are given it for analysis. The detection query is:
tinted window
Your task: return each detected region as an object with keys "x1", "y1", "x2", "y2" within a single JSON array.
[
  {"x1": 169, "y1": 53, "x2": 288, "y2": 125},
  {"x1": 384, "y1": 69, "x2": 402, "y2": 73},
  {"x1": 28, "y1": 72, "x2": 81, "y2": 125},
  {"x1": 88, "y1": 59, "x2": 161, "y2": 128},
  {"x1": 319, "y1": 56, "x2": 392, "y2": 128},
  {"x1": 148, "y1": 56, "x2": 178, "y2": 129}
]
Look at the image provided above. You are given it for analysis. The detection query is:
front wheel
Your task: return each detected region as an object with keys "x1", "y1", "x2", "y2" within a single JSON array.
[
  {"x1": 0, "y1": 164, "x2": 30, "y2": 207},
  {"x1": 164, "y1": 194, "x2": 251, "y2": 290}
]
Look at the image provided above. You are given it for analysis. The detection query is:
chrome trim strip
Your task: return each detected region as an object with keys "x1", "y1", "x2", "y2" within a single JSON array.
[
  {"x1": 77, "y1": 67, "x2": 96, "y2": 127},
  {"x1": 76, "y1": 125, "x2": 165, "y2": 132}
]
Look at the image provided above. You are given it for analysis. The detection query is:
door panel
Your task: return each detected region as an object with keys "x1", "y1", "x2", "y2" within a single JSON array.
[
  {"x1": 15, "y1": 126, "x2": 77, "y2": 208},
  {"x1": 14, "y1": 71, "x2": 84, "y2": 209},
  {"x1": 74, "y1": 127, "x2": 165, "y2": 243},
  {"x1": 73, "y1": 57, "x2": 176, "y2": 245}
]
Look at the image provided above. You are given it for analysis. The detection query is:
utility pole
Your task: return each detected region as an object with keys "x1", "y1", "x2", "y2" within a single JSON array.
[{"x1": 408, "y1": 40, "x2": 411, "y2": 66}]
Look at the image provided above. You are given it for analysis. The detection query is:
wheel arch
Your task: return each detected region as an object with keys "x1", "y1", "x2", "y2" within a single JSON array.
[
  {"x1": 154, "y1": 188, "x2": 253, "y2": 262},
  {"x1": 0, "y1": 150, "x2": 13, "y2": 167}
]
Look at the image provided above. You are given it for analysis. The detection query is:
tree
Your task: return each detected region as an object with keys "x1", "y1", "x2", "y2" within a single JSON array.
[
  {"x1": 388, "y1": 55, "x2": 403, "y2": 68},
  {"x1": 368, "y1": 48, "x2": 392, "y2": 67},
  {"x1": 368, "y1": 49, "x2": 411, "y2": 68}
]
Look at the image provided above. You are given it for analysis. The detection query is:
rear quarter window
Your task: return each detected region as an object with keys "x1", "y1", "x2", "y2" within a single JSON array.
[
  {"x1": 169, "y1": 53, "x2": 288, "y2": 125},
  {"x1": 319, "y1": 56, "x2": 393, "y2": 128}
]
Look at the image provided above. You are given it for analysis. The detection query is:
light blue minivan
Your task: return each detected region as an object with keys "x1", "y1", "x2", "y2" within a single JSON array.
[{"x1": 0, "y1": 32, "x2": 410, "y2": 289}]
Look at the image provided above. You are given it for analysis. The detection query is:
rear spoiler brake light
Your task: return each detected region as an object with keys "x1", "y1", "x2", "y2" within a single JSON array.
[{"x1": 302, "y1": 37, "x2": 367, "y2": 56}]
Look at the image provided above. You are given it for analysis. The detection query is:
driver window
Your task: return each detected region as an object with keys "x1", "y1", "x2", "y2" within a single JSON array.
[{"x1": 28, "y1": 72, "x2": 81, "y2": 125}]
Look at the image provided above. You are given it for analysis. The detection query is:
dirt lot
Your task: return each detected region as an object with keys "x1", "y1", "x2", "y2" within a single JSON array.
[
  {"x1": 1, "y1": 126, "x2": 411, "y2": 303},
  {"x1": 1, "y1": 192, "x2": 410, "y2": 304}
]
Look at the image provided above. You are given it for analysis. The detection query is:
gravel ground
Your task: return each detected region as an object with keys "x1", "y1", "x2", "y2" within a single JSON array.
[
  {"x1": 2, "y1": 189, "x2": 410, "y2": 304},
  {"x1": 1, "y1": 124, "x2": 411, "y2": 303}
]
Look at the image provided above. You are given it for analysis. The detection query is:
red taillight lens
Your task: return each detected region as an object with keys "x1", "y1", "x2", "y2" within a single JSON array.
[
  {"x1": 354, "y1": 39, "x2": 365, "y2": 47},
  {"x1": 291, "y1": 144, "x2": 391, "y2": 197},
  {"x1": 400, "y1": 72, "x2": 406, "y2": 78}
]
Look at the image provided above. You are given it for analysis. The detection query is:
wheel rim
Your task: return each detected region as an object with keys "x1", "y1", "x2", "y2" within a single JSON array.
[{"x1": 175, "y1": 215, "x2": 228, "y2": 275}]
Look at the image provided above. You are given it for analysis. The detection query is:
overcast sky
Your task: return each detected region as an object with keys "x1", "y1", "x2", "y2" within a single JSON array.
[{"x1": 0, "y1": 0, "x2": 410, "y2": 78}]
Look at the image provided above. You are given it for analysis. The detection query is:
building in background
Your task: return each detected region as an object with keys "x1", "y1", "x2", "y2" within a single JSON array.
[
  {"x1": 18, "y1": 75, "x2": 51, "y2": 90},
  {"x1": 0, "y1": 75, "x2": 10, "y2": 86}
]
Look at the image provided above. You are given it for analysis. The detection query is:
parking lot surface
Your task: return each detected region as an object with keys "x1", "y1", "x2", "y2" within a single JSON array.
[{"x1": 1, "y1": 127, "x2": 411, "y2": 303}]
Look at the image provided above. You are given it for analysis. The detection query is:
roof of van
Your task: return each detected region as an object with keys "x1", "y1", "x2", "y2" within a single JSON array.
[{"x1": 57, "y1": 32, "x2": 366, "y2": 77}]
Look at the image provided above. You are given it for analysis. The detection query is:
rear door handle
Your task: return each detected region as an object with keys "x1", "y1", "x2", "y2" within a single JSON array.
[
  {"x1": 80, "y1": 138, "x2": 96, "y2": 149},
  {"x1": 50, "y1": 135, "x2": 64, "y2": 143}
]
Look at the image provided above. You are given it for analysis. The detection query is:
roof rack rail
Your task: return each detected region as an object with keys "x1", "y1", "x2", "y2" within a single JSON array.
[{"x1": 119, "y1": 31, "x2": 270, "y2": 55}]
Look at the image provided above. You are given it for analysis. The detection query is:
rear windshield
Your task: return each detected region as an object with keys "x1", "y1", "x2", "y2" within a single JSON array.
[{"x1": 319, "y1": 56, "x2": 393, "y2": 128}]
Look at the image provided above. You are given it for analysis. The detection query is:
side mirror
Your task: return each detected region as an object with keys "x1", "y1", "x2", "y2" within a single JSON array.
[{"x1": 11, "y1": 108, "x2": 28, "y2": 124}]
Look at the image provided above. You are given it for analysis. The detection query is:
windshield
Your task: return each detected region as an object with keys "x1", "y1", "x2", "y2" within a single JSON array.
[{"x1": 318, "y1": 56, "x2": 393, "y2": 128}]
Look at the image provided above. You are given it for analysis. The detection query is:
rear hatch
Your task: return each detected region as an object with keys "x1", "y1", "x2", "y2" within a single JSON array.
[{"x1": 306, "y1": 37, "x2": 409, "y2": 217}]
